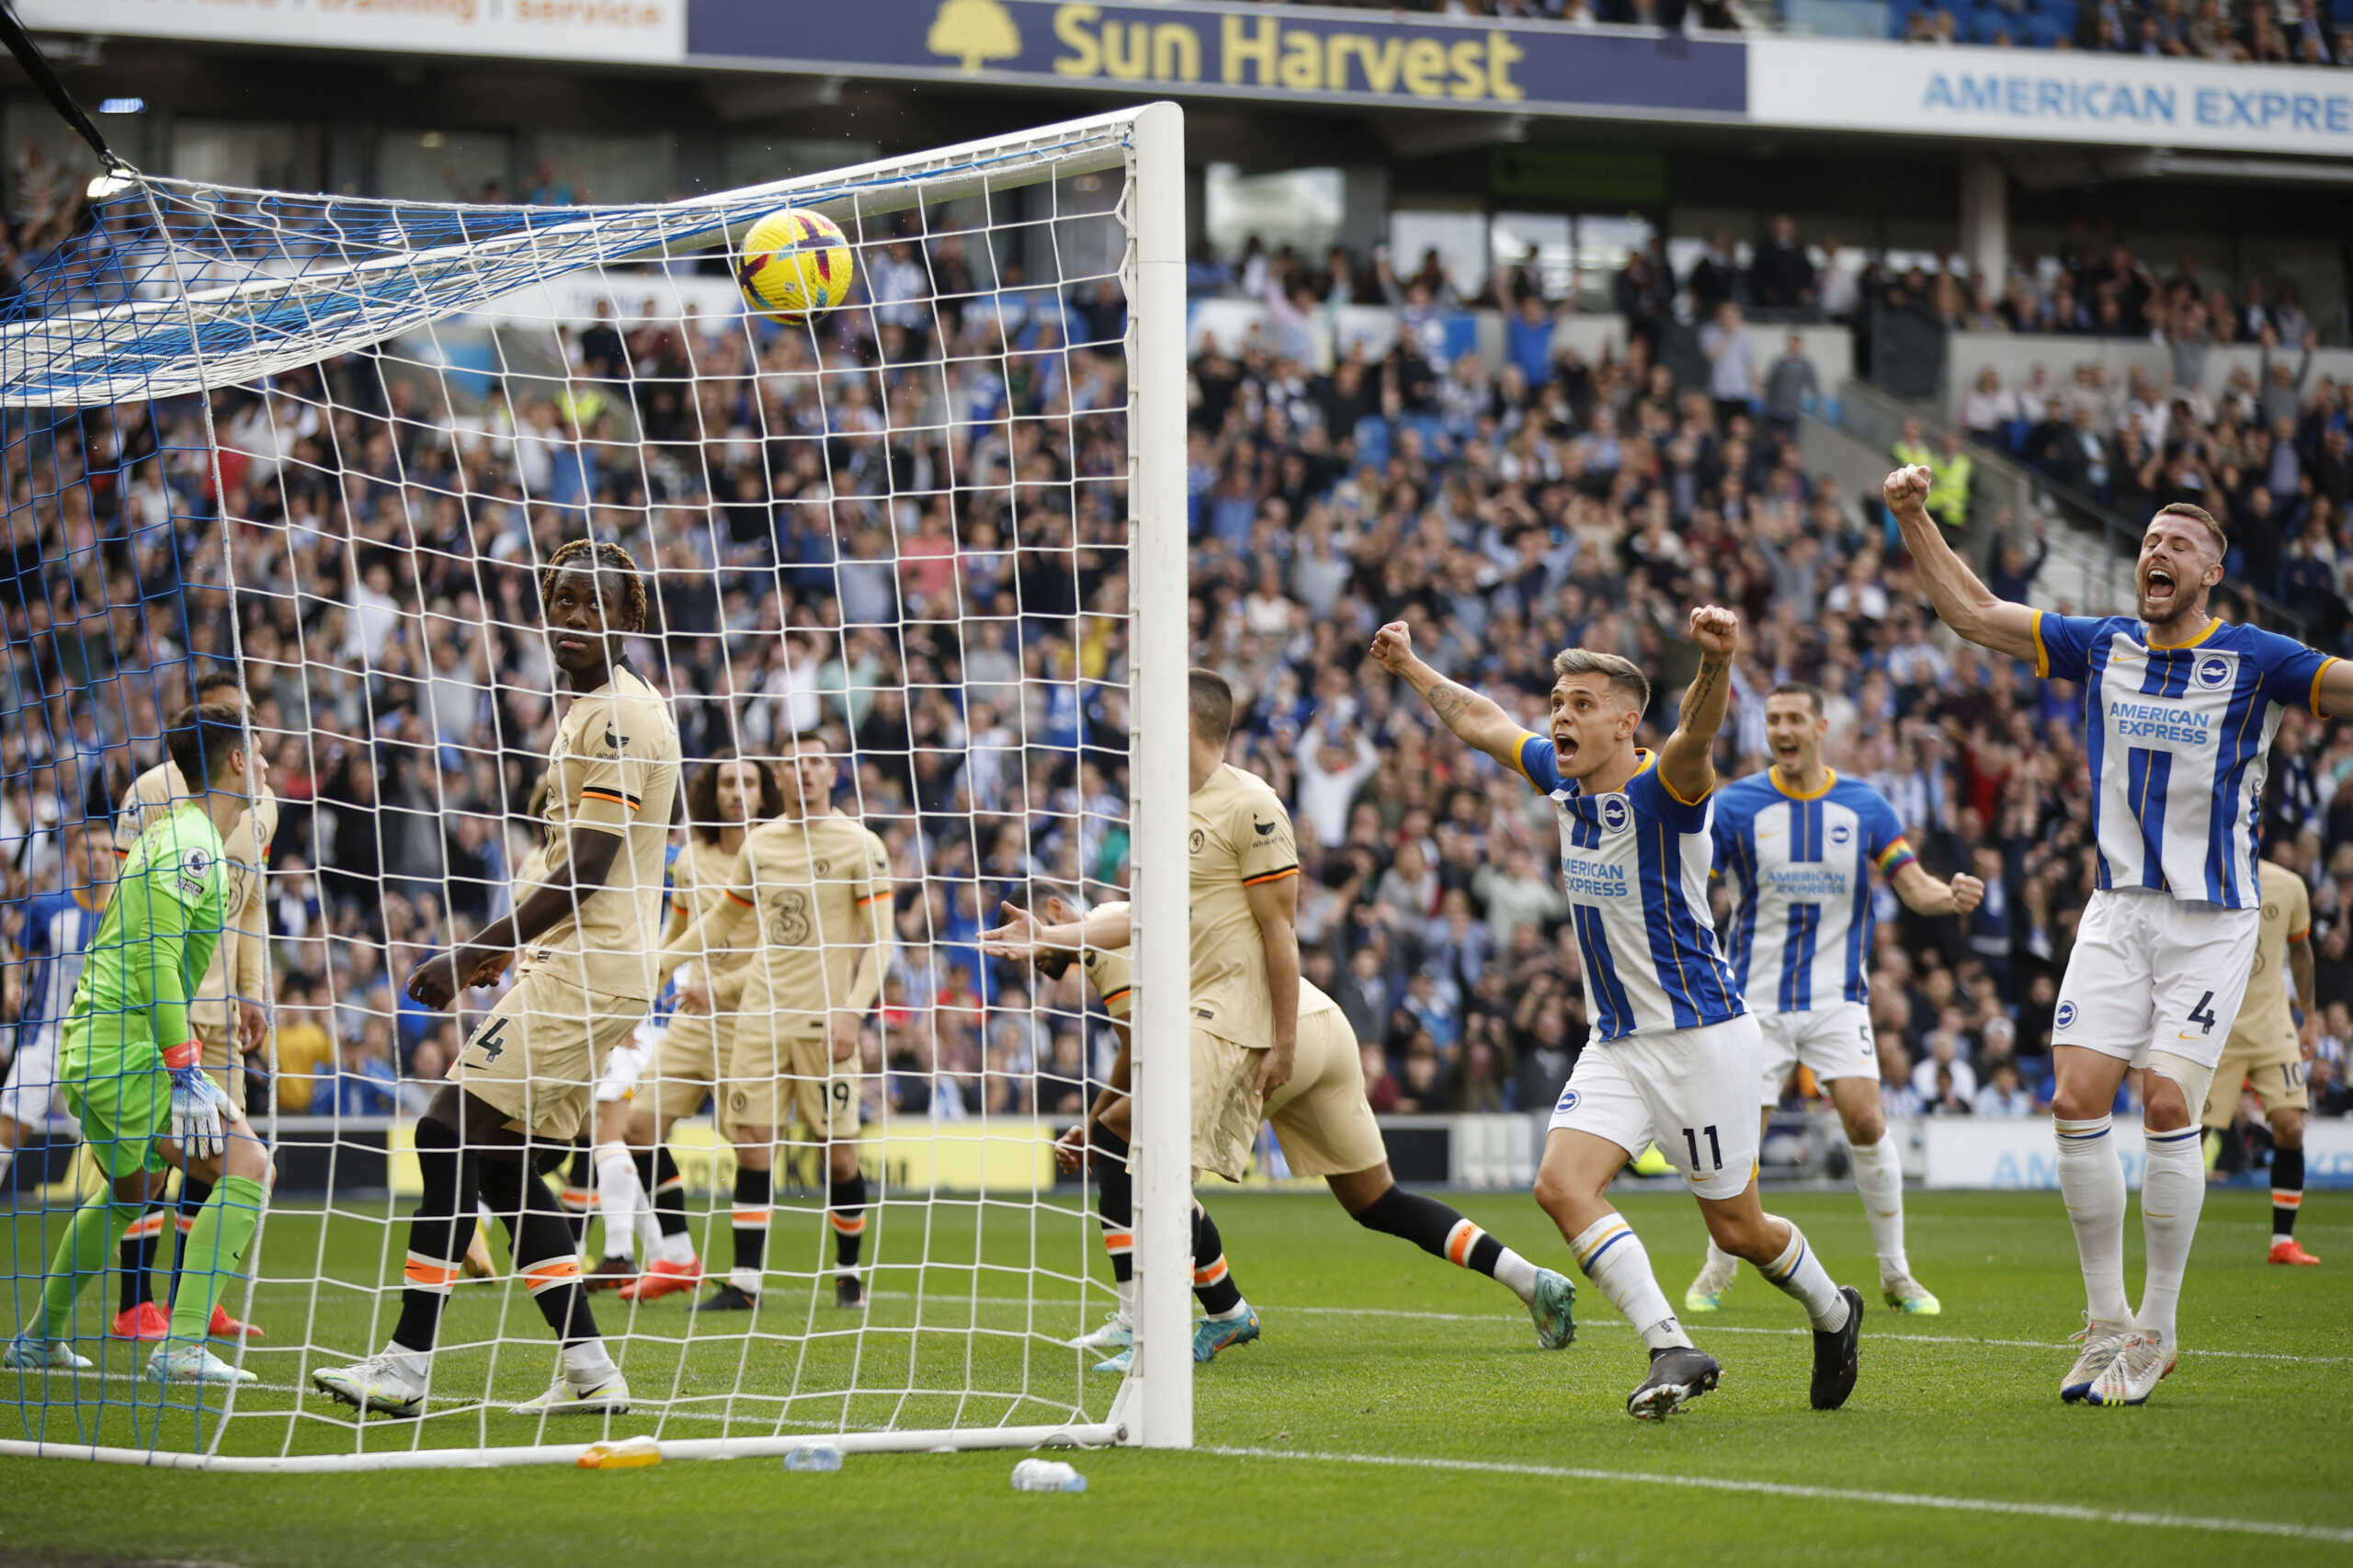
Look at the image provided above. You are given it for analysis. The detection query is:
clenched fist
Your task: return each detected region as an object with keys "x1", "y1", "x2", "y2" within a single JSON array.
[
  {"x1": 1369, "y1": 620, "x2": 1416, "y2": 675},
  {"x1": 1884, "y1": 465, "x2": 1933, "y2": 512},
  {"x1": 1948, "y1": 872, "x2": 1985, "y2": 915},
  {"x1": 1688, "y1": 604, "x2": 1739, "y2": 660}
]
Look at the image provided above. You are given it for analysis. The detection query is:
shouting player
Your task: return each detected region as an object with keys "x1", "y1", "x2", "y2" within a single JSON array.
[
  {"x1": 639, "y1": 735, "x2": 888, "y2": 1311},
  {"x1": 1373, "y1": 612, "x2": 1864, "y2": 1420},
  {"x1": 111, "y1": 665, "x2": 273, "y2": 1344},
  {"x1": 2198, "y1": 849, "x2": 2321, "y2": 1267},
  {"x1": 1687, "y1": 682, "x2": 1983, "y2": 1317},
  {"x1": 1888, "y1": 464, "x2": 2353, "y2": 1404},
  {"x1": 4, "y1": 703, "x2": 271, "y2": 1388},
  {"x1": 313, "y1": 539, "x2": 680, "y2": 1418},
  {"x1": 585, "y1": 754, "x2": 779, "y2": 1295},
  {"x1": 0, "y1": 823, "x2": 111, "y2": 1195}
]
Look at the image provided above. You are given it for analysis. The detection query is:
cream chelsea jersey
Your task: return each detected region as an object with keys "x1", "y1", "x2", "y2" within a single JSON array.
[
  {"x1": 1514, "y1": 736, "x2": 1743, "y2": 1041},
  {"x1": 2032, "y1": 613, "x2": 2330, "y2": 909}
]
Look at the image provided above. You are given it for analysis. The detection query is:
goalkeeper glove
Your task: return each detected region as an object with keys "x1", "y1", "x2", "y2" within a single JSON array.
[{"x1": 163, "y1": 1041, "x2": 232, "y2": 1162}]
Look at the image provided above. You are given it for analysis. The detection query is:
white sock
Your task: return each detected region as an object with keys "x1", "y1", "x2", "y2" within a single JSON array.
[
  {"x1": 562, "y1": 1339, "x2": 618, "y2": 1383},
  {"x1": 1757, "y1": 1219, "x2": 1850, "y2": 1331},
  {"x1": 1569, "y1": 1213, "x2": 1690, "y2": 1351},
  {"x1": 1208, "y1": 1295, "x2": 1251, "y2": 1322},
  {"x1": 1114, "y1": 1276, "x2": 1136, "y2": 1326},
  {"x1": 2136, "y1": 1126, "x2": 2208, "y2": 1348},
  {"x1": 593, "y1": 1142, "x2": 644, "y2": 1265},
  {"x1": 1848, "y1": 1134, "x2": 1910, "y2": 1278},
  {"x1": 656, "y1": 1229, "x2": 695, "y2": 1266},
  {"x1": 1699, "y1": 1235, "x2": 1737, "y2": 1288},
  {"x1": 2054, "y1": 1116, "x2": 2131, "y2": 1324},
  {"x1": 382, "y1": 1341, "x2": 430, "y2": 1383},
  {"x1": 1490, "y1": 1246, "x2": 1540, "y2": 1306},
  {"x1": 728, "y1": 1267, "x2": 760, "y2": 1295}
]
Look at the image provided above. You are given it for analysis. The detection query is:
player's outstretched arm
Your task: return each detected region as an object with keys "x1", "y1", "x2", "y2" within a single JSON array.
[
  {"x1": 980, "y1": 901, "x2": 1132, "y2": 962},
  {"x1": 1655, "y1": 606, "x2": 1739, "y2": 804},
  {"x1": 1368, "y1": 620, "x2": 1528, "y2": 773},
  {"x1": 1891, "y1": 860, "x2": 1985, "y2": 917},
  {"x1": 1884, "y1": 465, "x2": 2040, "y2": 664},
  {"x1": 406, "y1": 824, "x2": 623, "y2": 1009}
]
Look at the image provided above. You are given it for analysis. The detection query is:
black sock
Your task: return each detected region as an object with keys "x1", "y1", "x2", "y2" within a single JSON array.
[
  {"x1": 828, "y1": 1166, "x2": 868, "y2": 1273},
  {"x1": 480, "y1": 1153, "x2": 601, "y2": 1346},
  {"x1": 165, "y1": 1176, "x2": 214, "y2": 1307},
  {"x1": 642, "y1": 1145, "x2": 688, "y2": 1238},
  {"x1": 2272, "y1": 1146, "x2": 2305, "y2": 1239},
  {"x1": 392, "y1": 1116, "x2": 477, "y2": 1356},
  {"x1": 1191, "y1": 1202, "x2": 1243, "y2": 1316},
  {"x1": 118, "y1": 1203, "x2": 165, "y2": 1313},
  {"x1": 1093, "y1": 1130, "x2": 1134, "y2": 1284},
  {"x1": 732, "y1": 1165, "x2": 772, "y2": 1282},
  {"x1": 1352, "y1": 1185, "x2": 1506, "y2": 1277}
]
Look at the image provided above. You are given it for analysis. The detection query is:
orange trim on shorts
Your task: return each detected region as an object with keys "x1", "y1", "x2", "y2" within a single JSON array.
[
  {"x1": 828, "y1": 1211, "x2": 868, "y2": 1235},
  {"x1": 1193, "y1": 1256, "x2": 1229, "y2": 1288},
  {"x1": 1240, "y1": 866, "x2": 1299, "y2": 887}
]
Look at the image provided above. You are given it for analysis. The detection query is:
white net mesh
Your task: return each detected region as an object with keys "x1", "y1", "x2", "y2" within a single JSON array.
[{"x1": 0, "y1": 111, "x2": 1170, "y2": 1466}]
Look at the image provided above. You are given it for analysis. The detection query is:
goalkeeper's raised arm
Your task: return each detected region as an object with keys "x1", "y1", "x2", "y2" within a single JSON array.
[{"x1": 1369, "y1": 619, "x2": 1530, "y2": 772}]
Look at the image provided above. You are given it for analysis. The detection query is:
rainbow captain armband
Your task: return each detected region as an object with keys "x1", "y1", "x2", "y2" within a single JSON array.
[
  {"x1": 163, "y1": 1040, "x2": 203, "y2": 1071},
  {"x1": 1874, "y1": 838, "x2": 1918, "y2": 879}
]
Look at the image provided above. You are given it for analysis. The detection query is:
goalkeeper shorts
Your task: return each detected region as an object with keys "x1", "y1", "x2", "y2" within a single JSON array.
[{"x1": 60, "y1": 1045, "x2": 171, "y2": 1182}]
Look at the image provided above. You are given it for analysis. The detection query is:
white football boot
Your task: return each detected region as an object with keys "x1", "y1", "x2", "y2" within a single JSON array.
[
  {"x1": 313, "y1": 1350, "x2": 428, "y2": 1417},
  {"x1": 148, "y1": 1341, "x2": 257, "y2": 1387},
  {"x1": 2085, "y1": 1330, "x2": 2177, "y2": 1407},
  {"x1": 4, "y1": 1332, "x2": 92, "y2": 1371},
  {"x1": 1068, "y1": 1312, "x2": 1132, "y2": 1354},
  {"x1": 2060, "y1": 1316, "x2": 2131, "y2": 1403},
  {"x1": 508, "y1": 1368, "x2": 631, "y2": 1415}
]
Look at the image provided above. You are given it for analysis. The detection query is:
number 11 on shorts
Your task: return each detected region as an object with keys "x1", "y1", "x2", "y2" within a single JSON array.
[{"x1": 1683, "y1": 1124, "x2": 1722, "y2": 1172}]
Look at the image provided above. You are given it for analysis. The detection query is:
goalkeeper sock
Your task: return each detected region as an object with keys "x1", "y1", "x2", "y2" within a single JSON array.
[
  {"x1": 1757, "y1": 1219, "x2": 1851, "y2": 1333},
  {"x1": 1191, "y1": 1202, "x2": 1246, "y2": 1318},
  {"x1": 1567, "y1": 1212, "x2": 1690, "y2": 1352},
  {"x1": 166, "y1": 1175, "x2": 267, "y2": 1344},
  {"x1": 480, "y1": 1153, "x2": 604, "y2": 1346},
  {"x1": 393, "y1": 1115, "x2": 478, "y2": 1355},
  {"x1": 165, "y1": 1176, "x2": 213, "y2": 1306},
  {"x1": 593, "y1": 1141, "x2": 644, "y2": 1264},
  {"x1": 730, "y1": 1165, "x2": 772, "y2": 1295},
  {"x1": 641, "y1": 1145, "x2": 693, "y2": 1262},
  {"x1": 119, "y1": 1204, "x2": 167, "y2": 1313},
  {"x1": 2273, "y1": 1146, "x2": 2305, "y2": 1242},
  {"x1": 828, "y1": 1166, "x2": 868, "y2": 1276},
  {"x1": 1350, "y1": 1185, "x2": 1540, "y2": 1306},
  {"x1": 39, "y1": 1189, "x2": 142, "y2": 1340}
]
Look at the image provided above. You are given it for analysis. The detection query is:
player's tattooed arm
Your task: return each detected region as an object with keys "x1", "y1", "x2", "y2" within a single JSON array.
[
  {"x1": 1882, "y1": 465, "x2": 2040, "y2": 664},
  {"x1": 1658, "y1": 606, "x2": 1738, "y2": 803},
  {"x1": 1369, "y1": 619, "x2": 1527, "y2": 771}
]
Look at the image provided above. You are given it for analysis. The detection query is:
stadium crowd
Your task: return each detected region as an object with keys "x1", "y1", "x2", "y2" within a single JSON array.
[{"x1": 2, "y1": 204, "x2": 2350, "y2": 1187}]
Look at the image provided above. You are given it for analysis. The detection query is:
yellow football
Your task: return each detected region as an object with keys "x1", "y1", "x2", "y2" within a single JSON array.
[{"x1": 735, "y1": 207, "x2": 856, "y2": 325}]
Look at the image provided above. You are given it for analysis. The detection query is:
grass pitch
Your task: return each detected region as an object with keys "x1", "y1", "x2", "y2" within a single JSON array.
[{"x1": 4, "y1": 1187, "x2": 2348, "y2": 1566}]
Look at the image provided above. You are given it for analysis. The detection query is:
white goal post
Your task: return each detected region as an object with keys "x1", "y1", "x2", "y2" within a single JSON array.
[{"x1": 0, "y1": 102, "x2": 1191, "y2": 1469}]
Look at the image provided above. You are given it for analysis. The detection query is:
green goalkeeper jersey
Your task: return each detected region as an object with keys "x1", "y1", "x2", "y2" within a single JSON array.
[{"x1": 63, "y1": 801, "x2": 229, "y2": 1068}]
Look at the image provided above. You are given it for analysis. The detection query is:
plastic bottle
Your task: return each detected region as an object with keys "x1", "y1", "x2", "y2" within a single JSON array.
[
  {"x1": 1010, "y1": 1458, "x2": 1087, "y2": 1493},
  {"x1": 783, "y1": 1442, "x2": 845, "y2": 1472},
  {"x1": 576, "y1": 1436, "x2": 661, "y2": 1470}
]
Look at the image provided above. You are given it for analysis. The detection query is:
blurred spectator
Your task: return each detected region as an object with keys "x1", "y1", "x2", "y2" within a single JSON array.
[{"x1": 1973, "y1": 1060, "x2": 2036, "y2": 1117}]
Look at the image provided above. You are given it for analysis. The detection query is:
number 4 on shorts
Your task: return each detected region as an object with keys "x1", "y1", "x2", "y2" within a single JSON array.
[{"x1": 2187, "y1": 992, "x2": 2218, "y2": 1035}]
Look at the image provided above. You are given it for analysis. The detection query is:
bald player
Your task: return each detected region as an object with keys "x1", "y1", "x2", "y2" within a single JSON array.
[
  {"x1": 2200, "y1": 852, "x2": 2322, "y2": 1267},
  {"x1": 110, "y1": 666, "x2": 271, "y2": 1345}
]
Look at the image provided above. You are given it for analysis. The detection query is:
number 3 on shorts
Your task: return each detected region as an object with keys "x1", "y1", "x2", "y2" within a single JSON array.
[{"x1": 2187, "y1": 991, "x2": 2218, "y2": 1035}]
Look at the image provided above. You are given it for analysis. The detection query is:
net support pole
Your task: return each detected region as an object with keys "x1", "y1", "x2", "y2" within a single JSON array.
[{"x1": 1124, "y1": 97, "x2": 1193, "y2": 1452}]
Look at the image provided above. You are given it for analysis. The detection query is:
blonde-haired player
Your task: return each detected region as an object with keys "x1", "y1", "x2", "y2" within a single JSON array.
[
  {"x1": 109, "y1": 667, "x2": 271, "y2": 1345},
  {"x1": 313, "y1": 538, "x2": 680, "y2": 1417},
  {"x1": 2200, "y1": 850, "x2": 2322, "y2": 1267},
  {"x1": 639, "y1": 735, "x2": 890, "y2": 1310}
]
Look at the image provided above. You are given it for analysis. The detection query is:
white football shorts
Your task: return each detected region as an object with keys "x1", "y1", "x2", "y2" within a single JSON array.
[
  {"x1": 1548, "y1": 1014, "x2": 1762, "y2": 1201},
  {"x1": 1754, "y1": 1000, "x2": 1877, "y2": 1105},
  {"x1": 0, "y1": 1029, "x2": 74, "y2": 1133},
  {"x1": 2052, "y1": 886, "x2": 2259, "y2": 1073}
]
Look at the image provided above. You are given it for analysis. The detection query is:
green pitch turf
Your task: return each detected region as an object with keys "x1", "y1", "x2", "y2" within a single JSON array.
[{"x1": 3, "y1": 1187, "x2": 2348, "y2": 1566}]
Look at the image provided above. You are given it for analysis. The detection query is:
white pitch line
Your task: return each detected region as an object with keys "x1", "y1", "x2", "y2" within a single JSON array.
[{"x1": 1201, "y1": 1445, "x2": 2353, "y2": 1544}]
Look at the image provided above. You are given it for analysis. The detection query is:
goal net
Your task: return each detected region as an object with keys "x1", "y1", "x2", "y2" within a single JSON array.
[{"x1": 0, "y1": 103, "x2": 1194, "y2": 1470}]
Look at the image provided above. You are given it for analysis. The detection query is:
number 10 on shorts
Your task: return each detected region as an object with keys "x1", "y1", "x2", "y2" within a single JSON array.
[{"x1": 1683, "y1": 1124, "x2": 1722, "y2": 1172}]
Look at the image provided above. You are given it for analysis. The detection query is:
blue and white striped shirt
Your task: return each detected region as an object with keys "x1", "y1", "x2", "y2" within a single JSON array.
[{"x1": 1714, "y1": 770, "x2": 1915, "y2": 1014}]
